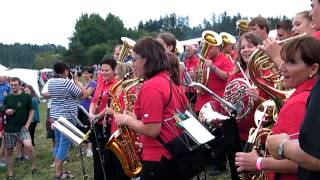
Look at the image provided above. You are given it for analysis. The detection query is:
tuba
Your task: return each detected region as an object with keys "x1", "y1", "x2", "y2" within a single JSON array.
[
  {"x1": 220, "y1": 32, "x2": 237, "y2": 62},
  {"x1": 236, "y1": 19, "x2": 249, "y2": 37},
  {"x1": 195, "y1": 30, "x2": 222, "y2": 93},
  {"x1": 118, "y1": 37, "x2": 136, "y2": 63},
  {"x1": 106, "y1": 77, "x2": 143, "y2": 177}
]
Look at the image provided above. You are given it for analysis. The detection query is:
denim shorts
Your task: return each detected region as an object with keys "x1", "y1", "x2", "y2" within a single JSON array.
[{"x1": 53, "y1": 128, "x2": 71, "y2": 161}]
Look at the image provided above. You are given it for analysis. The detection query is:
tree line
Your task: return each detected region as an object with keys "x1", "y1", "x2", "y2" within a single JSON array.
[{"x1": 0, "y1": 12, "x2": 289, "y2": 69}]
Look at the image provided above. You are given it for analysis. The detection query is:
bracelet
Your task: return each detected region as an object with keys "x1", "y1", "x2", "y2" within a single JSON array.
[{"x1": 256, "y1": 157, "x2": 263, "y2": 171}]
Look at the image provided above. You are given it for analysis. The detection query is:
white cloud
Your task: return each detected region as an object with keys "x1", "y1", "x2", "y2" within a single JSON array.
[{"x1": 0, "y1": 0, "x2": 310, "y2": 48}]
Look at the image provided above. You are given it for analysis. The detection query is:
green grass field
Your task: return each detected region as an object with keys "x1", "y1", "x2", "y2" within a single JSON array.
[{"x1": 0, "y1": 103, "x2": 231, "y2": 180}]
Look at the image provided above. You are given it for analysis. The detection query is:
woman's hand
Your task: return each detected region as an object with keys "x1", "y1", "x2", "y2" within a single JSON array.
[
  {"x1": 266, "y1": 133, "x2": 290, "y2": 160},
  {"x1": 105, "y1": 107, "x2": 115, "y2": 116},
  {"x1": 245, "y1": 87, "x2": 260, "y2": 101},
  {"x1": 235, "y1": 150, "x2": 260, "y2": 172},
  {"x1": 114, "y1": 113, "x2": 131, "y2": 126}
]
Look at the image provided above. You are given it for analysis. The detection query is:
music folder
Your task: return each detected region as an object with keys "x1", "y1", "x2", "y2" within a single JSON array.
[{"x1": 178, "y1": 111, "x2": 215, "y2": 145}]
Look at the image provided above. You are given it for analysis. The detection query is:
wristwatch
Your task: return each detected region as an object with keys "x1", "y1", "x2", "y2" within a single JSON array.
[{"x1": 278, "y1": 140, "x2": 288, "y2": 159}]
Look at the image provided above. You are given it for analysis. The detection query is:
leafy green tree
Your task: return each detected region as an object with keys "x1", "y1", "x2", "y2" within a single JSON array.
[
  {"x1": 34, "y1": 52, "x2": 60, "y2": 69},
  {"x1": 71, "y1": 13, "x2": 108, "y2": 48},
  {"x1": 85, "y1": 43, "x2": 108, "y2": 65}
]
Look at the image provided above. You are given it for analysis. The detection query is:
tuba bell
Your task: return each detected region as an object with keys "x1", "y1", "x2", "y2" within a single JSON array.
[
  {"x1": 236, "y1": 19, "x2": 249, "y2": 37},
  {"x1": 118, "y1": 37, "x2": 136, "y2": 63},
  {"x1": 195, "y1": 30, "x2": 222, "y2": 93}
]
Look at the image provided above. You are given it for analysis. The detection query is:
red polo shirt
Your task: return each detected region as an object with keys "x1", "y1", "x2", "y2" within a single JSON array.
[
  {"x1": 194, "y1": 53, "x2": 233, "y2": 111},
  {"x1": 184, "y1": 55, "x2": 200, "y2": 93},
  {"x1": 134, "y1": 71, "x2": 188, "y2": 161},
  {"x1": 268, "y1": 78, "x2": 316, "y2": 180},
  {"x1": 92, "y1": 78, "x2": 117, "y2": 124}
]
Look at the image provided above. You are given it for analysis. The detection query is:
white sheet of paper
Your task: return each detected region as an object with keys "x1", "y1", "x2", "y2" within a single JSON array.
[{"x1": 179, "y1": 113, "x2": 215, "y2": 145}]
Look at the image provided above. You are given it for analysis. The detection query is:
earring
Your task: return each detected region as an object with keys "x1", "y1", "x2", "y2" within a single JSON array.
[{"x1": 309, "y1": 74, "x2": 313, "y2": 78}]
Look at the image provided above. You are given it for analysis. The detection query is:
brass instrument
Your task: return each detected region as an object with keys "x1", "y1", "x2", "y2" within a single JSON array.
[
  {"x1": 241, "y1": 35, "x2": 307, "y2": 179},
  {"x1": 224, "y1": 78, "x2": 254, "y2": 120},
  {"x1": 236, "y1": 19, "x2": 249, "y2": 37},
  {"x1": 106, "y1": 78, "x2": 143, "y2": 177},
  {"x1": 118, "y1": 37, "x2": 136, "y2": 63},
  {"x1": 195, "y1": 30, "x2": 222, "y2": 93}
]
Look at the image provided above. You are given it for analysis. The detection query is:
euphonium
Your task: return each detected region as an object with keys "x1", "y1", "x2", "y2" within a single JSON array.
[
  {"x1": 195, "y1": 30, "x2": 222, "y2": 93},
  {"x1": 118, "y1": 37, "x2": 136, "y2": 63},
  {"x1": 106, "y1": 77, "x2": 143, "y2": 177},
  {"x1": 236, "y1": 19, "x2": 249, "y2": 37}
]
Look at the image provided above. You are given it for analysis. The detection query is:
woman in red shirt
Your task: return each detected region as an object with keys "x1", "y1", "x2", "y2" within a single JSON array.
[
  {"x1": 114, "y1": 37, "x2": 188, "y2": 180},
  {"x1": 235, "y1": 36, "x2": 319, "y2": 180}
]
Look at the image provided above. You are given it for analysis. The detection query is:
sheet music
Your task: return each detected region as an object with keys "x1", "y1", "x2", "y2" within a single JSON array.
[
  {"x1": 179, "y1": 111, "x2": 215, "y2": 145},
  {"x1": 53, "y1": 121, "x2": 83, "y2": 145}
]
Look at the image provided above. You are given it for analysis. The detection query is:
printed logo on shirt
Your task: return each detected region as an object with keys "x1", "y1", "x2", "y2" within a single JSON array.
[
  {"x1": 143, "y1": 114, "x2": 149, "y2": 118},
  {"x1": 17, "y1": 101, "x2": 22, "y2": 107}
]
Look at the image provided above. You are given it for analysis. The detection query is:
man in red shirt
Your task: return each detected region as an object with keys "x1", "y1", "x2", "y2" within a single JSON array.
[
  {"x1": 184, "y1": 44, "x2": 199, "y2": 104},
  {"x1": 194, "y1": 35, "x2": 233, "y2": 176},
  {"x1": 194, "y1": 41, "x2": 233, "y2": 113}
]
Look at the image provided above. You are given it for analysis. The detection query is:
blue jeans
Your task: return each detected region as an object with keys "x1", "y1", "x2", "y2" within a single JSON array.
[{"x1": 53, "y1": 128, "x2": 71, "y2": 161}]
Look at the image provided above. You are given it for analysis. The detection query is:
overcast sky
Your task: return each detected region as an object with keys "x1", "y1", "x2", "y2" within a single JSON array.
[{"x1": 0, "y1": 0, "x2": 310, "y2": 48}]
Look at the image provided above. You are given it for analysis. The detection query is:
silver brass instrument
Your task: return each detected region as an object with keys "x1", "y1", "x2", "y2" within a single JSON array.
[
  {"x1": 224, "y1": 78, "x2": 254, "y2": 120},
  {"x1": 118, "y1": 37, "x2": 136, "y2": 63},
  {"x1": 185, "y1": 70, "x2": 236, "y2": 127}
]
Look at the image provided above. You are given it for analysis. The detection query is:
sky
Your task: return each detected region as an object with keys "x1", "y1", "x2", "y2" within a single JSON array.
[{"x1": 0, "y1": 0, "x2": 310, "y2": 48}]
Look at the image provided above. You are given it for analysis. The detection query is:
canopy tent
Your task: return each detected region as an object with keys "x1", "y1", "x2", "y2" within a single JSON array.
[
  {"x1": 0, "y1": 64, "x2": 8, "y2": 71},
  {"x1": 0, "y1": 68, "x2": 41, "y2": 97}
]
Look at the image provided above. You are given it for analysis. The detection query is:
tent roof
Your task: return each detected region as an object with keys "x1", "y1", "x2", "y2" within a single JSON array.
[{"x1": 0, "y1": 68, "x2": 41, "y2": 97}]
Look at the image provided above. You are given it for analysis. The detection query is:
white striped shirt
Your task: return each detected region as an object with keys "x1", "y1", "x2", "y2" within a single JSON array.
[{"x1": 48, "y1": 78, "x2": 81, "y2": 120}]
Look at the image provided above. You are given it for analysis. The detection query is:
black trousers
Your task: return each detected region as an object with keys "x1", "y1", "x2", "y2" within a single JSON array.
[
  {"x1": 91, "y1": 124, "x2": 130, "y2": 180},
  {"x1": 140, "y1": 156, "x2": 176, "y2": 180},
  {"x1": 28, "y1": 121, "x2": 38, "y2": 146}
]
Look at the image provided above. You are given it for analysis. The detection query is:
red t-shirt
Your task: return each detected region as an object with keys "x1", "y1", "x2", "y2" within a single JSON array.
[
  {"x1": 313, "y1": 31, "x2": 320, "y2": 40},
  {"x1": 184, "y1": 55, "x2": 200, "y2": 93},
  {"x1": 91, "y1": 79, "x2": 117, "y2": 124},
  {"x1": 268, "y1": 78, "x2": 316, "y2": 180},
  {"x1": 134, "y1": 71, "x2": 188, "y2": 161},
  {"x1": 194, "y1": 53, "x2": 233, "y2": 111}
]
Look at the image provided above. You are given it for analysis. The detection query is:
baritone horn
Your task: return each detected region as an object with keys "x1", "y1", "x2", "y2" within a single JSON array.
[
  {"x1": 118, "y1": 37, "x2": 136, "y2": 63},
  {"x1": 236, "y1": 19, "x2": 249, "y2": 37},
  {"x1": 195, "y1": 30, "x2": 222, "y2": 93}
]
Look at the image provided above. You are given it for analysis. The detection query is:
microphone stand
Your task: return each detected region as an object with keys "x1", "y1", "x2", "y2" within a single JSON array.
[{"x1": 184, "y1": 71, "x2": 241, "y2": 180}]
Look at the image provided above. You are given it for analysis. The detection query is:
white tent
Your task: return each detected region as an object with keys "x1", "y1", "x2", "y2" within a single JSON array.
[
  {"x1": 0, "y1": 68, "x2": 41, "y2": 97},
  {"x1": 0, "y1": 64, "x2": 8, "y2": 71}
]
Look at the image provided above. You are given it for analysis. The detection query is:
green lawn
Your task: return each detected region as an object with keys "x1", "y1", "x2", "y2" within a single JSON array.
[{"x1": 0, "y1": 103, "x2": 231, "y2": 180}]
